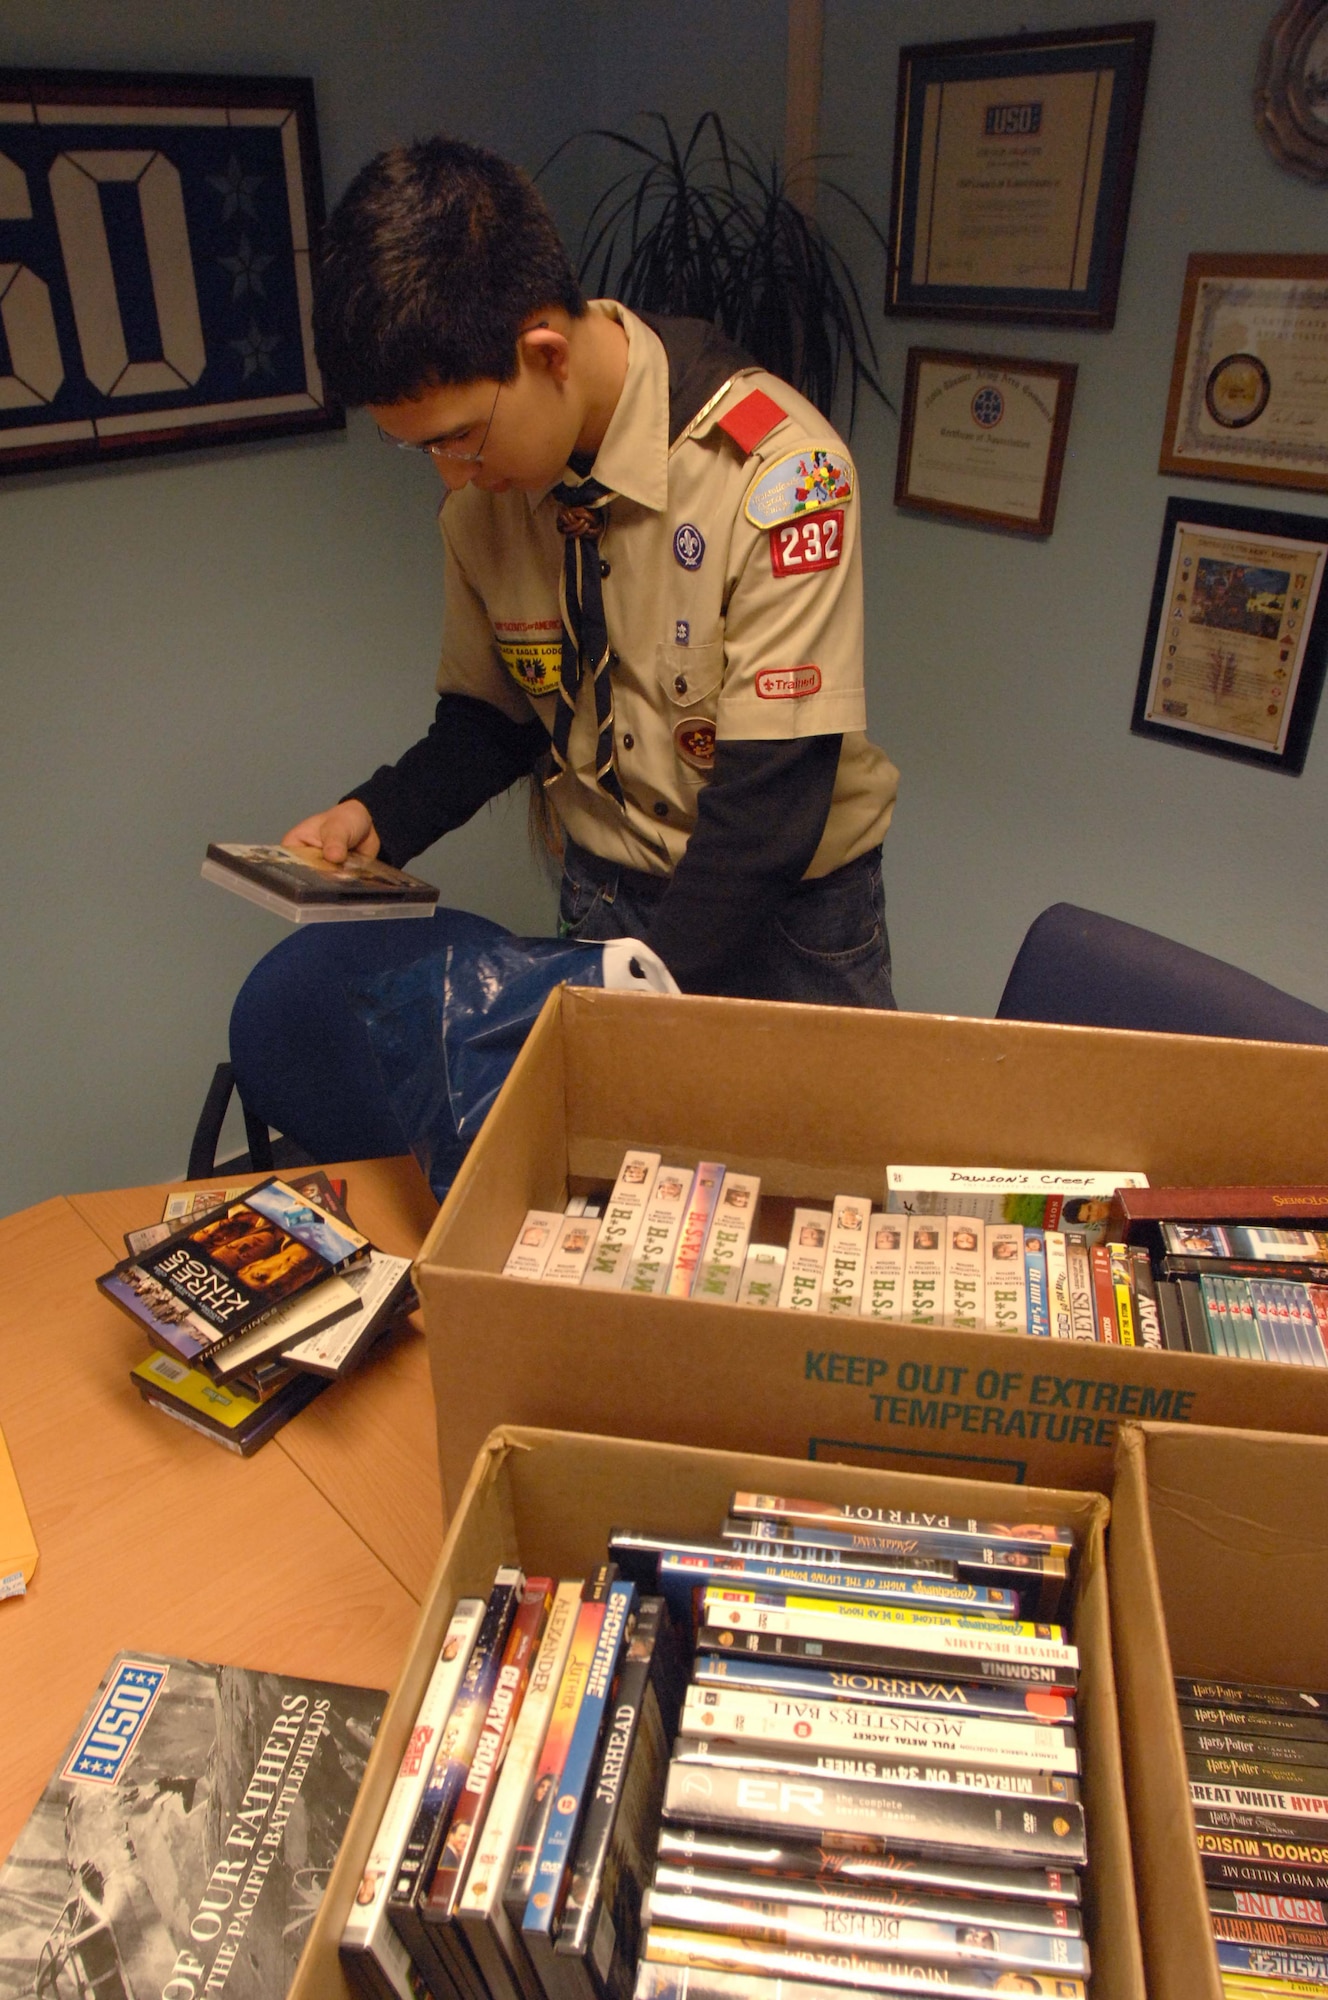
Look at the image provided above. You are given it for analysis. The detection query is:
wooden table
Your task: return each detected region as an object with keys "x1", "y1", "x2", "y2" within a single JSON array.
[{"x1": 0, "y1": 1156, "x2": 442, "y2": 1858}]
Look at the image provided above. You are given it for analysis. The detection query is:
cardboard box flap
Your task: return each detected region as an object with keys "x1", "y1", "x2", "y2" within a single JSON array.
[{"x1": 1110, "y1": 1424, "x2": 1218, "y2": 2000}]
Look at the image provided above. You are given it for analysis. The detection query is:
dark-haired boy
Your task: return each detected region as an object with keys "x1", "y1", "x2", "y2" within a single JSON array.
[{"x1": 281, "y1": 138, "x2": 899, "y2": 1007}]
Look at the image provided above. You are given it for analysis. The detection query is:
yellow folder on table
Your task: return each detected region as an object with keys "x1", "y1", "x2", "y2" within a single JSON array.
[{"x1": 0, "y1": 1423, "x2": 37, "y2": 1597}]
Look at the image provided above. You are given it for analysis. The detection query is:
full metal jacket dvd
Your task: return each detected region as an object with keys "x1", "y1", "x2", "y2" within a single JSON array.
[{"x1": 680, "y1": 1686, "x2": 1079, "y2": 1773}]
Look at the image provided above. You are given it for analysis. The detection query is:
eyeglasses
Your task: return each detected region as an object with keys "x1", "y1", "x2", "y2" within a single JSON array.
[{"x1": 376, "y1": 381, "x2": 502, "y2": 463}]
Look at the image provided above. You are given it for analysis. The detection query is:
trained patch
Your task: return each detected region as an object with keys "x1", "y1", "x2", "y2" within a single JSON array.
[
  {"x1": 770, "y1": 509, "x2": 844, "y2": 578},
  {"x1": 674, "y1": 522, "x2": 706, "y2": 570},
  {"x1": 495, "y1": 624, "x2": 563, "y2": 698},
  {"x1": 745, "y1": 448, "x2": 853, "y2": 530},
  {"x1": 673, "y1": 715, "x2": 717, "y2": 769},
  {"x1": 756, "y1": 665, "x2": 822, "y2": 701}
]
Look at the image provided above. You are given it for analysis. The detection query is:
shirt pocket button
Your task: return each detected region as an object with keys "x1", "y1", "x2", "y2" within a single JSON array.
[{"x1": 674, "y1": 675, "x2": 687, "y2": 695}]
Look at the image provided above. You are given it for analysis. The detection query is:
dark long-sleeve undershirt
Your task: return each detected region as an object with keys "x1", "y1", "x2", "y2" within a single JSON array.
[
  {"x1": 345, "y1": 696, "x2": 841, "y2": 995},
  {"x1": 346, "y1": 693, "x2": 547, "y2": 868},
  {"x1": 643, "y1": 733, "x2": 841, "y2": 994}
]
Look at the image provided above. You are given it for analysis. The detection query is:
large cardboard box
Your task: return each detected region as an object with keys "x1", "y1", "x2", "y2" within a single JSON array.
[
  {"x1": 1110, "y1": 1419, "x2": 1328, "y2": 2000},
  {"x1": 415, "y1": 988, "x2": 1328, "y2": 1508},
  {"x1": 290, "y1": 1425, "x2": 1145, "y2": 2000}
]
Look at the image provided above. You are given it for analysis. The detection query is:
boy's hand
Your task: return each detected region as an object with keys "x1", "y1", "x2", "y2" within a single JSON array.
[{"x1": 281, "y1": 800, "x2": 380, "y2": 864}]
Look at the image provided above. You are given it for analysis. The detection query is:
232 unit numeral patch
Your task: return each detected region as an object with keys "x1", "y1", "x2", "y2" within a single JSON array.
[{"x1": 770, "y1": 509, "x2": 844, "y2": 578}]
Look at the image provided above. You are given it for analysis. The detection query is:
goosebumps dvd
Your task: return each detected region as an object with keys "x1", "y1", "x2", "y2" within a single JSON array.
[{"x1": 0, "y1": 1651, "x2": 384, "y2": 1999}]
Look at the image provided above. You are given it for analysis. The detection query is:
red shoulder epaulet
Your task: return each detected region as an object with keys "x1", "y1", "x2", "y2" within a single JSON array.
[{"x1": 716, "y1": 387, "x2": 787, "y2": 455}]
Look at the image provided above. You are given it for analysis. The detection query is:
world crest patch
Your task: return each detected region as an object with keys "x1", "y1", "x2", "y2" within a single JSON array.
[{"x1": 744, "y1": 448, "x2": 853, "y2": 530}]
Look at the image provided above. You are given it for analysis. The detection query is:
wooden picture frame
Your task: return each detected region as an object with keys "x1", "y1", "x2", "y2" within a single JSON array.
[
  {"x1": 0, "y1": 68, "x2": 341, "y2": 477},
  {"x1": 1131, "y1": 496, "x2": 1328, "y2": 776},
  {"x1": 1159, "y1": 252, "x2": 1328, "y2": 496},
  {"x1": 886, "y1": 21, "x2": 1153, "y2": 329},
  {"x1": 894, "y1": 346, "x2": 1077, "y2": 538}
]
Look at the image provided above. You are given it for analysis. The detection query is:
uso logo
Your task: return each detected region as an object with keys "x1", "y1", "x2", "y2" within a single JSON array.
[
  {"x1": 63, "y1": 1658, "x2": 169, "y2": 1785},
  {"x1": 985, "y1": 101, "x2": 1042, "y2": 137}
]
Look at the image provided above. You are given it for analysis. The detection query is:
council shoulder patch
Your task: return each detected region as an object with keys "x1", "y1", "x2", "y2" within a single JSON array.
[{"x1": 745, "y1": 447, "x2": 853, "y2": 530}]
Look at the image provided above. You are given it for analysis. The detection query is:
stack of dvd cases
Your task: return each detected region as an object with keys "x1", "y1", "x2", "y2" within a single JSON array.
[
  {"x1": 341, "y1": 1563, "x2": 685, "y2": 2000},
  {"x1": 1180, "y1": 1671, "x2": 1328, "y2": 1992},
  {"x1": 622, "y1": 1493, "x2": 1090, "y2": 2000},
  {"x1": 341, "y1": 1494, "x2": 1093, "y2": 2000}
]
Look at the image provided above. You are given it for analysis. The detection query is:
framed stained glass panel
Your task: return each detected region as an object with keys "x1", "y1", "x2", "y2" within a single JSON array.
[{"x1": 0, "y1": 69, "x2": 341, "y2": 475}]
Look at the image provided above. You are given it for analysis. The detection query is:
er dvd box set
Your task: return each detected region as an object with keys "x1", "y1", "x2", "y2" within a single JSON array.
[{"x1": 337, "y1": 1480, "x2": 1096, "y2": 2000}]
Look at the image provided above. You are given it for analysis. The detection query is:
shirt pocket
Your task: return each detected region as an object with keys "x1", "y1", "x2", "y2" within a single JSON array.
[{"x1": 659, "y1": 640, "x2": 724, "y2": 714}]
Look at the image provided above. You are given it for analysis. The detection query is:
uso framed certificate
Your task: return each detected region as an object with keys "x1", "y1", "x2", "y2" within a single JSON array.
[
  {"x1": 1131, "y1": 496, "x2": 1328, "y2": 775},
  {"x1": 887, "y1": 22, "x2": 1153, "y2": 329},
  {"x1": 894, "y1": 347, "x2": 1077, "y2": 537},
  {"x1": 0, "y1": 69, "x2": 340, "y2": 476}
]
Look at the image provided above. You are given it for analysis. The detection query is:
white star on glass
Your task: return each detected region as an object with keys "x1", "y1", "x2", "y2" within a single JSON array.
[
  {"x1": 231, "y1": 320, "x2": 281, "y2": 380},
  {"x1": 218, "y1": 234, "x2": 274, "y2": 301},
  {"x1": 208, "y1": 155, "x2": 263, "y2": 220}
]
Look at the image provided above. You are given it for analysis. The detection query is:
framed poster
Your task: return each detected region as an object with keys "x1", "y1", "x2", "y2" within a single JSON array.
[
  {"x1": 0, "y1": 69, "x2": 340, "y2": 476},
  {"x1": 1131, "y1": 496, "x2": 1328, "y2": 775},
  {"x1": 1159, "y1": 253, "x2": 1328, "y2": 495},
  {"x1": 894, "y1": 347, "x2": 1077, "y2": 537},
  {"x1": 886, "y1": 22, "x2": 1153, "y2": 329}
]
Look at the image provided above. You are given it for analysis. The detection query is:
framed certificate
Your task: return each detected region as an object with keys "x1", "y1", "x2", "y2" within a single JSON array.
[
  {"x1": 894, "y1": 347, "x2": 1077, "y2": 537},
  {"x1": 1160, "y1": 254, "x2": 1328, "y2": 494},
  {"x1": 887, "y1": 22, "x2": 1153, "y2": 329},
  {"x1": 0, "y1": 68, "x2": 339, "y2": 477},
  {"x1": 1131, "y1": 497, "x2": 1328, "y2": 775}
]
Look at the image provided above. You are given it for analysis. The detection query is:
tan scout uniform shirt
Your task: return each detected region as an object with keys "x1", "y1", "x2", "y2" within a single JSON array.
[{"x1": 435, "y1": 300, "x2": 899, "y2": 878}]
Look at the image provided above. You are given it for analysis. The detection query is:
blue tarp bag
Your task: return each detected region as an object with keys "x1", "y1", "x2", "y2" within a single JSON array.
[{"x1": 352, "y1": 935, "x2": 677, "y2": 1200}]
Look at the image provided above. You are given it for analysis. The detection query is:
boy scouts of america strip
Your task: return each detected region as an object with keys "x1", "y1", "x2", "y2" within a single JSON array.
[{"x1": 745, "y1": 448, "x2": 854, "y2": 529}]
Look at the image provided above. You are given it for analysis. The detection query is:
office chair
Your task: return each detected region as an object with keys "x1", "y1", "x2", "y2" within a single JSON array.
[
  {"x1": 996, "y1": 903, "x2": 1328, "y2": 1045},
  {"x1": 188, "y1": 906, "x2": 512, "y2": 1176}
]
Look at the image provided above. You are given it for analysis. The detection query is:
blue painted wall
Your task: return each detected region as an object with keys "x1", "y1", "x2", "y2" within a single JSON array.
[{"x1": 3, "y1": 0, "x2": 1324, "y2": 1215}]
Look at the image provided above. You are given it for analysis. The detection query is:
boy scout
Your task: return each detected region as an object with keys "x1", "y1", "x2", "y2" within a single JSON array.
[{"x1": 285, "y1": 136, "x2": 900, "y2": 1003}]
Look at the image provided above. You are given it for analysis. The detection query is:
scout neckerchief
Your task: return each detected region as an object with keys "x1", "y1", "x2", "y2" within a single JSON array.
[
  {"x1": 545, "y1": 316, "x2": 756, "y2": 812},
  {"x1": 549, "y1": 471, "x2": 622, "y2": 807}
]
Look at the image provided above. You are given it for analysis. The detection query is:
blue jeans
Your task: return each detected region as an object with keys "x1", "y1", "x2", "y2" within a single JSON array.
[{"x1": 558, "y1": 839, "x2": 896, "y2": 1009}]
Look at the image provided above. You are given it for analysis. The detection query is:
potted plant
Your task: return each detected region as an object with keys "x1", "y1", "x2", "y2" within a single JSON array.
[{"x1": 545, "y1": 111, "x2": 892, "y2": 427}]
